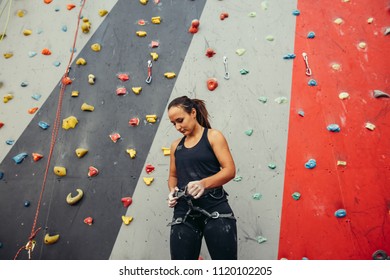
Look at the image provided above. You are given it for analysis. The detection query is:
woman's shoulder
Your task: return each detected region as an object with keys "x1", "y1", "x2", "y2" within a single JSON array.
[
  {"x1": 170, "y1": 137, "x2": 183, "y2": 150},
  {"x1": 207, "y1": 128, "x2": 226, "y2": 144}
]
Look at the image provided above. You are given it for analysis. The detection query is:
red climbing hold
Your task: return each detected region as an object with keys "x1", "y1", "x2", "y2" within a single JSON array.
[
  {"x1": 121, "y1": 197, "x2": 133, "y2": 208},
  {"x1": 191, "y1": 19, "x2": 200, "y2": 28},
  {"x1": 0, "y1": 122, "x2": 4, "y2": 129},
  {"x1": 188, "y1": 26, "x2": 198, "y2": 34},
  {"x1": 150, "y1": 41, "x2": 159, "y2": 48},
  {"x1": 117, "y1": 73, "x2": 129, "y2": 82},
  {"x1": 145, "y1": 164, "x2": 155, "y2": 174},
  {"x1": 207, "y1": 78, "x2": 218, "y2": 91},
  {"x1": 67, "y1": 4, "x2": 76, "y2": 10},
  {"x1": 116, "y1": 87, "x2": 127, "y2": 95},
  {"x1": 220, "y1": 12, "x2": 229, "y2": 20},
  {"x1": 88, "y1": 166, "x2": 99, "y2": 177},
  {"x1": 84, "y1": 217, "x2": 93, "y2": 225},
  {"x1": 205, "y1": 48, "x2": 216, "y2": 58},
  {"x1": 32, "y1": 153, "x2": 43, "y2": 162},
  {"x1": 41, "y1": 48, "x2": 52, "y2": 55},
  {"x1": 129, "y1": 117, "x2": 140, "y2": 126},
  {"x1": 109, "y1": 133, "x2": 121, "y2": 143}
]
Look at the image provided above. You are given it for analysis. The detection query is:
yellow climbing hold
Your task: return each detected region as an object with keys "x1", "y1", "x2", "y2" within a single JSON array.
[
  {"x1": 44, "y1": 233, "x2": 60, "y2": 245},
  {"x1": 126, "y1": 148, "x2": 137, "y2": 159},
  {"x1": 3, "y1": 93, "x2": 13, "y2": 103},
  {"x1": 4, "y1": 52, "x2": 13, "y2": 59},
  {"x1": 99, "y1": 9, "x2": 108, "y2": 17},
  {"x1": 122, "y1": 216, "x2": 134, "y2": 225},
  {"x1": 81, "y1": 103, "x2": 95, "y2": 112},
  {"x1": 23, "y1": 29, "x2": 32, "y2": 36},
  {"x1": 337, "y1": 161, "x2": 347, "y2": 166},
  {"x1": 91, "y1": 43, "x2": 101, "y2": 52},
  {"x1": 76, "y1": 58, "x2": 87, "y2": 65},
  {"x1": 140, "y1": 0, "x2": 148, "y2": 5},
  {"x1": 146, "y1": 115, "x2": 158, "y2": 123},
  {"x1": 132, "y1": 87, "x2": 142, "y2": 95},
  {"x1": 62, "y1": 116, "x2": 78, "y2": 129},
  {"x1": 150, "y1": 52, "x2": 159, "y2": 61},
  {"x1": 75, "y1": 148, "x2": 88, "y2": 158},
  {"x1": 66, "y1": 189, "x2": 84, "y2": 205},
  {"x1": 164, "y1": 72, "x2": 176, "y2": 79},
  {"x1": 71, "y1": 90, "x2": 79, "y2": 97},
  {"x1": 162, "y1": 147, "x2": 171, "y2": 156},
  {"x1": 136, "y1": 31, "x2": 147, "y2": 37},
  {"x1": 17, "y1": 10, "x2": 26, "y2": 17},
  {"x1": 54, "y1": 166, "x2": 67, "y2": 177},
  {"x1": 81, "y1": 18, "x2": 91, "y2": 33},
  {"x1": 151, "y1": 16, "x2": 161, "y2": 24},
  {"x1": 88, "y1": 74, "x2": 96, "y2": 85},
  {"x1": 143, "y1": 177, "x2": 154, "y2": 186}
]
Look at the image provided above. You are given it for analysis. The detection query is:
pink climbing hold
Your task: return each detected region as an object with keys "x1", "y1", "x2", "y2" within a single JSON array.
[
  {"x1": 88, "y1": 166, "x2": 99, "y2": 177},
  {"x1": 145, "y1": 164, "x2": 155, "y2": 174},
  {"x1": 116, "y1": 87, "x2": 127, "y2": 95},
  {"x1": 121, "y1": 197, "x2": 133, "y2": 208},
  {"x1": 129, "y1": 117, "x2": 140, "y2": 126},
  {"x1": 84, "y1": 217, "x2": 93, "y2": 225},
  {"x1": 117, "y1": 73, "x2": 129, "y2": 82},
  {"x1": 109, "y1": 133, "x2": 121, "y2": 143}
]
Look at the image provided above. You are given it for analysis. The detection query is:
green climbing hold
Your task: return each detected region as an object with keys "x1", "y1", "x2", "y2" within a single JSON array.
[
  {"x1": 240, "y1": 69, "x2": 249, "y2": 75},
  {"x1": 292, "y1": 192, "x2": 301, "y2": 200},
  {"x1": 245, "y1": 129, "x2": 253, "y2": 136},
  {"x1": 253, "y1": 193, "x2": 262, "y2": 200},
  {"x1": 256, "y1": 236, "x2": 267, "y2": 244},
  {"x1": 258, "y1": 96, "x2": 267, "y2": 103},
  {"x1": 268, "y1": 163, "x2": 276, "y2": 169},
  {"x1": 233, "y1": 175, "x2": 242, "y2": 182},
  {"x1": 248, "y1": 12, "x2": 257, "y2": 17}
]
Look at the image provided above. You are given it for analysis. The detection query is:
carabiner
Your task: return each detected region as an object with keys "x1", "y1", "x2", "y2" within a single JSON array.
[
  {"x1": 145, "y1": 60, "x2": 152, "y2": 84},
  {"x1": 223, "y1": 56, "x2": 230, "y2": 80},
  {"x1": 302, "y1": 52, "x2": 312, "y2": 76}
]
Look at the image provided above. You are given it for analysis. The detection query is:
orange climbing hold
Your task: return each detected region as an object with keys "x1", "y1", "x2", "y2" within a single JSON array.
[
  {"x1": 207, "y1": 78, "x2": 218, "y2": 91},
  {"x1": 67, "y1": 4, "x2": 76, "y2": 10},
  {"x1": 41, "y1": 48, "x2": 52, "y2": 55},
  {"x1": 88, "y1": 166, "x2": 99, "y2": 177},
  {"x1": 62, "y1": 76, "x2": 72, "y2": 85},
  {"x1": 28, "y1": 107, "x2": 39, "y2": 114},
  {"x1": 32, "y1": 153, "x2": 43, "y2": 162},
  {"x1": 220, "y1": 12, "x2": 229, "y2": 20},
  {"x1": 44, "y1": 0, "x2": 53, "y2": 4}
]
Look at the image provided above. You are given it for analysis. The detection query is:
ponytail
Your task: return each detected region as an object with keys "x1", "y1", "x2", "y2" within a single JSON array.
[{"x1": 168, "y1": 96, "x2": 211, "y2": 128}]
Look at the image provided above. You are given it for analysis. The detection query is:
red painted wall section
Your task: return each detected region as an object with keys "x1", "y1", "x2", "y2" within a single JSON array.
[{"x1": 279, "y1": 0, "x2": 390, "y2": 259}]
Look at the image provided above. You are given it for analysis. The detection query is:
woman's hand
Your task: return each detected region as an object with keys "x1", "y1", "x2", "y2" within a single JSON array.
[
  {"x1": 168, "y1": 187, "x2": 179, "y2": 208},
  {"x1": 187, "y1": 181, "x2": 205, "y2": 199}
]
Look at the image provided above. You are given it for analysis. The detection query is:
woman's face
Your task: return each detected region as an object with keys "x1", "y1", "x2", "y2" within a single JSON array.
[{"x1": 168, "y1": 106, "x2": 197, "y2": 136}]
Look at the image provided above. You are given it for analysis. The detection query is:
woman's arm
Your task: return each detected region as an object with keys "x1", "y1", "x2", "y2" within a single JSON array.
[{"x1": 167, "y1": 138, "x2": 181, "y2": 207}]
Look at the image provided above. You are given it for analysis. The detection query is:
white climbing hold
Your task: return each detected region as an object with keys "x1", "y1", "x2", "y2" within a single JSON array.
[
  {"x1": 265, "y1": 35, "x2": 274, "y2": 41},
  {"x1": 365, "y1": 122, "x2": 376, "y2": 131},
  {"x1": 274, "y1": 97, "x2": 288, "y2": 104},
  {"x1": 235, "y1": 48, "x2": 246, "y2": 56},
  {"x1": 367, "y1": 17, "x2": 374, "y2": 24},
  {"x1": 339, "y1": 92, "x2": 349, "y2": 99},
  {"x1": 334, "y1": 18, "x2": 343, "y2": 25},
  {"x1": 358, "y1": 41, "x2": 367, "y2": 49},
  {"x1": 331, "y1": 63, "x2": 341, "y2": 71}
]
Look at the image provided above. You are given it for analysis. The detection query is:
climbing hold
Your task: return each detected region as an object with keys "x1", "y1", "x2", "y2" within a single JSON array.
[
  {"x1": 129, "y1": 118, "x2": 140, "y2": 126},
  {"x1": 62, "y1": 76, "x2": 72, "y2": 85},
  {"x1": 207, "y1": 78, "x2": 218, "y2": 91},
  {"x1": 24, "y1": 200, "x2": 30, "y2": 207},
  {"x1": 149, "y1": 40, "x2": 159, "y2": 48},
  {"x1": 365, "y1": 122, "x2": 376, "y2": 131},
  {"x1": 44, "y1": 233, "x2": 60, "y2": 245},
  {"x1": 99, "y1": 9, "x2": 108, "y2": 17},
  {"x1": 337, "y1": 160, "x2": 347, "y2": 166},
  {"x1": 28, "y1": 51, "x2": 37, "y2": 58},
  {"x1": 307, "y1": 31, "x2": 316, "y2": 39},
  {"x1": 256, "y1": 236, "x2": 267, "y2": 244},
  {"x1": 150, "y1": 52, "x2": 159, "y2": 61},
  {"x1": 145, "y1": 164, "x2": 155, "y2": 174},
  {"x1": 71, "y1": 90, "x2": 79, "y2": 97},
  {"x1": 44, "y1": 0, "x2": 53, "y2": 4},
  {"x1": 164, "y1": 72, "x2": 176, "y2": 79},
  {"x1": 298, "y1": 110, "x2": 305, "y2": 117},
  {"x1": 248, "y1": 12, "x2": 256, "y2": 17},
  {"x1": 373, "y1": 90, "x2": 390, "y2": 98},
  {"x1": 0, "y1": 122, "x2": 4, "y2": 129},
  {"x1": 205, "y1": 48, "x2": 216, "y2": 58},
  {"x1": 268, "y1": 163, "x2": 276, "y2": 169},
  {"x1": 138, "y1": 19, "x2": 146, "y2": 26},
  {"x1": 28, "y1": 107, "x2": 39, "y2": 114},
  {"x1": 121, "y1": 197, "x2": 133, "y2": 208},
  {"x1": 334, "y1": 18, "x2": 343, "y2": 25},
  {"x1": 258, "y1": 96, "x2": 267, "y2": 103},
  {"x1": 81, "y1": 103, "x2": 94, "y2": 112},
  {"x1": 384, "y1": 27, "x2": 390, "y2": 36},
  {"x1": 261, "y1": 1, "x2": 268, "y2": 10},
  {"x1": 54, "y1": 166, "x2": 67, "y2": 177},
  {"x1": 136, "y1": 31, "x2": 147, "y2": 37},
  {"x1": 146, "y1": 115, "x2": 158, "y2": 123},
  {"x1": 32, "y1": 153, "x2": 43, "y2": 162},
  {"x1": 143, "y1": 177, "x2": 154, "y2": 186},
  {"x1": 191, "y1": 19, "x2": 200, "y2": 29},
  {"x1": 76, "y1": 58, "x2": 87, "y2": 65},
  {"x1": 161, "y1": 147, "x2": 171, "y2": 156},
  {"x1": 116, "y1": 87, "x2": 127, "y2": 96},
  {"x1": 67, "y1": 4, "x2": 76, "y2": 10},
  {"x1": 327, "y1": 124, "x2": 340, "y2": 132},
  {"x1": 126, "y1": 148, "x2": 137, "y2": 159},
  {"x1": 62, "y1": 116, "x2": 78, "y2": 129},
  {"x1": 81, "y1": 18, "x2": 91, "y2": 33},
  {"x1": 358, "y1": 42, "x2": 367, "y2": 49},
  {"x1": 151, "y1": 16, "x2": 161, "y2": 24},
  {"x1": 334, "y1": 209, "x2": 346, "y2": 218},
  {"x1": 3, "y1": 52, "x2": 13, "y2": 59},
  {"x1": 88, "y1": 74, "x2": 96, "y2": 84},
  {"x1": 239, "y1": 69, "x2": 249, "y2": 75},
  {"x1": 283, "y1": 53, "x2": 296, "y2": 59},
  {"x1": 117, "y1": 73, "x2": 129, "y2": 81},
  {"x1": 75, "y1": 148, "x2": 88, "y2": 158},
  {"x1": 235, "y1": 48, "x2": 246, "y2": 56},
  {"x1": 339, "y1": 92, "x2": 349, "y2": 99},
  {"x1": 66, "y1": 189, "x2": 83, "y2": 205},
  {"x1": 265, "y1": 35, "x2": 274, "y2": 41},
  {"x1": 70, "y1": 48, "x2": 77, "y2": 53},
  {"x1": 252, "y1": 193, "x2": 262, "y2": 200},
  {"x1": 3, "y1": 93, "x2": 13, "y2": 103},
  {"x1": 274, "y1": 97, "x2": 288, "y2": 104},
  {"x1": 53, "y1": 61, "x2": 61, "y2": 67},
  {"x1": 305, "y1": 159, "x2": 316, "y2": 169},
  {"x1": 188, "y1": 25, "x2": 198, "y2": 34},
  {"x1": 6, "y1": 140, "x2": 14, "y2": 145},
  {"x1": 17, "y1": 9, "x2": 26, "y2": 17},
  {"x1": 367, "y1": 17, "x2": 374, "y2": 24},
  {"x1": 233, "y1": 175, "x2": 243, "y2": 182},
  {"x1": 132, "y1": 87, "x2": 142, "y2": 95},
  {"x1": 140, "y1": 0, "x2": 148, "y2": 4},
  {"x1": 21, "y1": 81, "x2": 29, "y2": 87},
  {"x1": 292, "y1": 10, "x2": 300, "y2": 16},
  {"x1": 109, "y1": 133, "x2": 121, "y2": 143},
  {"x1": 331, "y1": 63, "x2": 341, "y2": 71},
  {"x1": 41, "y1": 48, "x2": 52, "y2": 55},
  {"x1": 23, "y1": 29, "x2": 33, "y2": 36},
  {"x1": 13, "y1": 153, "x2": 28, "y2": 164},
  {"x1": 308, "y1": 79, "x2": 317, "y2": 86},
  {"x1": 292, "y1": 192, "x2": 301, "y2": 200},
  {"x1": 244, "y1": 129, "x2": 253, "y2": 136},
  {"x1": 122, "y1": 216, "x2": 134, "y2": 225},
  {"x1": 0, "y1": 171, "x2": 4, "y2": 180},
  {"x1": 88, "y1": 166, "x2": 99, "y2": 177},
  {"x1": 84, "y1": 217, "x2": 93, "y2": 225},
  {"x1": 62, "y1": 25, "x2": 67, "y2": 32}
]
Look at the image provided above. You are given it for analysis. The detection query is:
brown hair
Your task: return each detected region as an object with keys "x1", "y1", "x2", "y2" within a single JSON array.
[{"x1": 168, "y1": 96, "x2": 211, "y2": 128}]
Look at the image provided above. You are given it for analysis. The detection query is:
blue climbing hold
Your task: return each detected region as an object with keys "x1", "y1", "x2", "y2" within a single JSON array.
[
  {"x1": 327, "y1": 124, "x2": 340, "y2": 132},
  {"x1": 38, "y1": 121, "x2": 50, "y2": 130},
  {"x1": 0, "y1": 171, "x2": 4, "y2": 180},
  {"x1": 28, "y1": 51, "x2": 37, "y2": 58},
  {"x1": 305, "y1": 159, "x2": 316, "y2": 169},
  {"x1": 308, "y1": 79, "x2": 317, "y2": 86},
  {"x1": 32, "y1": 93, "x2": 42, "y2": 101},
  {"x1": 283, "y1": 53, "x2": 296, "y2": 59},
  {"x1": 334, "y1": 209, "x2": 346, "y2": 218},
  {"x1": 6, "y1": 140, "x2": 14, "y2": 145},
  {"x1": 298, "y1": 110, "x2": 305, "y2": 117},
  {"x1": 292, "y1": 10, "x2": 300, "y2": 16},
  {"x1": 307, "y1": 31, "x2": 316, "y2": 39},
  {"x1": 13, "y1": 153, "x2": 28, "y2": 164},
  {"x1": 24, "y1": 200, "x2": 30, "y2": 207},
  {"x1": 62, "y1": 25, "x2": 68, "y2": 32},
  {"x1": 70, "y1": 47, "x2": 77, "y2": 53},
  {"x1": 53, "y1": 61, "x2": 61, "y2": 67}
]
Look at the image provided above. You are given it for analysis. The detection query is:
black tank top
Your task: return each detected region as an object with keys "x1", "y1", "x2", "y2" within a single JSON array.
[{"x1": 175, "y1": 128, "x2": 221, "y2": 190}]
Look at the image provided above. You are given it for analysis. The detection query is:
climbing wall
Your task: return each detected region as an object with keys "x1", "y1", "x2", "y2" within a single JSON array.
[{"x1": 0, "y1": 0, "x2": 389, "y2": 261}]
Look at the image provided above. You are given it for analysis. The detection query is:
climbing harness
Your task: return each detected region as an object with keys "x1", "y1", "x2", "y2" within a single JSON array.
[
  {"x1": 302, "y1": 52, "x2": 312, "y2": 76},
  {"x1": 168, "y1": 185, "x2": 234, "y2": 227},
  {"x1": 223, "y1": 56, "x2": 230, "y2": 80},
  {"x1": 145, "y1": 60, "x2": 152, "y2": 84}
]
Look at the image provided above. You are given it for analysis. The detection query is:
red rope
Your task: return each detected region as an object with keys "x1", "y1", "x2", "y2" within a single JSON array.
[{"x1": 14, "y1": 0, "x2": 87, "y2": 260}]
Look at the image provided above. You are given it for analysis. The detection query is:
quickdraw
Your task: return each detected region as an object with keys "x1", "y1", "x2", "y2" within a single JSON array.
[
  {"x1": 223, "y1": 56, "x2": 230, "y2": 80},
  {"x1": 145, "y1": 60, "x2": 152, "y2": 84},
  {"x1": 302, "y1": 52, "x2": 312, "y2": 76}
]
